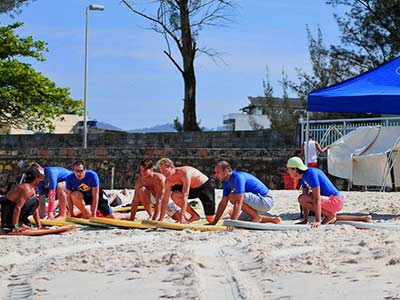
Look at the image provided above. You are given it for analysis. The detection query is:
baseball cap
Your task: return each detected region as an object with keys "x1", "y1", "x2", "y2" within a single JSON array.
[{"x1": 286, "y1": 157, "x2": 308, "y2": 171}]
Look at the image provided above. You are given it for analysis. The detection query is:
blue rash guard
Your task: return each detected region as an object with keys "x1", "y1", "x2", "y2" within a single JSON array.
[{"x1": 223, "y1": 170, "x2": 269, "y2": 196}]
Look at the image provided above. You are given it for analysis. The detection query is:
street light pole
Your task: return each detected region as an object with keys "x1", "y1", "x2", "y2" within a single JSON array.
[{"x1": 83, "y1": 4, "x2": 104, "y2": 149}]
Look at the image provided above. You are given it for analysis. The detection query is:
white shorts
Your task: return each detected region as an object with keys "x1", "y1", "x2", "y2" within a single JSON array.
[{"x1": 150, "y1": 194, "x2": 180, "y2": 217}]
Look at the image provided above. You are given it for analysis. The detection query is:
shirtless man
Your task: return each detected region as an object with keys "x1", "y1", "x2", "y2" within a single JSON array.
[
  {"x1": 129, "y1": 159, "x2": 181, "y2": 221},
  {"x1": 0, "y1": 165, "x2": 44, "y2": 233},
  {"x1": 157, "y1": 158, "x2": 215, "y2": 224}
]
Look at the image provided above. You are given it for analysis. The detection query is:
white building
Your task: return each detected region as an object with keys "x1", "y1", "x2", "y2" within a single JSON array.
[{"x1": 223, "y1": 96, "x2": 305, "y2": 131}]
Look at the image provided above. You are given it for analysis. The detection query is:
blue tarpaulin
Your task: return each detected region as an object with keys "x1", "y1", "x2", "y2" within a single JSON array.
[{"x1": 308, "y1": 56, "x2": 400, "y2": 114}]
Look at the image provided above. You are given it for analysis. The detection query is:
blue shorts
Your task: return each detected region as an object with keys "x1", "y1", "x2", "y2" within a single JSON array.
[{"x1": 239, "y1": 193, "x2": 274, "y2": 220}]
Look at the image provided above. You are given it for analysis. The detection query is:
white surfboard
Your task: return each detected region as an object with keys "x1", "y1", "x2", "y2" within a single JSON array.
[
  {"x1": 335, "y1": 221, "x2": 400, "y2": 230},
  {"x1": 223, "y1": 220, "x2": 312, "y2": 231}
]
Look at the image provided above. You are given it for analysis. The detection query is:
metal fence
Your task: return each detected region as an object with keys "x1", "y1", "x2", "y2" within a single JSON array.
[{"x1": 300, "y1": 116, "x2": 400, "y2": 146}]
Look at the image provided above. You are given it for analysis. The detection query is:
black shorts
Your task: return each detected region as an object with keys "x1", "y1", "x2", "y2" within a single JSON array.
[
  {"x1": 82, "y1": 190, "x2": 112, "y2": 217},
  {"x1": 1, "y1": 196, "x2": 39, "y2": 229},
  {"x1": 171, "y1": 179, "x2": 215, "y2": 216}
]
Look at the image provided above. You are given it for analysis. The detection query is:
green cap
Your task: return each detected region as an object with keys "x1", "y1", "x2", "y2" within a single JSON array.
[{"x1": 286, "y1": 157, "x2": 308, "y2": 171}]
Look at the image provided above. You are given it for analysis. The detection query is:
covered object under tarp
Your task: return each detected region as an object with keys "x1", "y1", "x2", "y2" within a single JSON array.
[{"x1": 328, "y1": 126, "x2": 400, "y2": 188}]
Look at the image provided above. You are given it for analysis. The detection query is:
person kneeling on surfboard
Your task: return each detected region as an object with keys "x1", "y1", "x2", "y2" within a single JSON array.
[
  {"x1": 210, "y1": 161, "x2": 280, "y2": 225},
  {"x1": 37, "y1": 165, "x2": 73, "y2": 220},
  {"x1": 0, "y1": 165, "x2": 44, "y2": 233},
  {"x1": 157, "y1": 158, "x2": 216, "y2": 224},
  {"x1": 66, "y1": 160, "x2": 117, "y2": 219},
  {"x1": 286, "y1": 157, "x2": 344, "y2": 228},
  {"x1": 130, "y1": 159, "x2": 182, "y2": 221}
]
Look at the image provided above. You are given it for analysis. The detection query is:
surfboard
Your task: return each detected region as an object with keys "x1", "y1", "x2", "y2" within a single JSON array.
[
  {"x1": 4, "y1": 225, "x2": 76, "y2": 236},
  {"x1": 89, "y1": 217, "x2": 153, "y2": 229},
  {"x1": 28, "y1": 216, "x2": 72, "y2": 227},
  {"x1": 66, "y1": 217, "x2": 110, "y2": 228},
  {"x1": 223, "y1": 220, "x2": 312, "y2": 231},
  {"x1": 112, "y1": 205, "x2": 145, "y2": 213},
  {"x1": 335, "y1": 221, "x2": 400, "y2": 230},
  {"x1": 142, "y1": 220, "x2": 227, "y2": 232}
]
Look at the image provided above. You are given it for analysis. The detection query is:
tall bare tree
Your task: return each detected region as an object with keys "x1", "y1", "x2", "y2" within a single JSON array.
[{"x1": 122, "y1": 0, "x2": 235, "y2": 131}]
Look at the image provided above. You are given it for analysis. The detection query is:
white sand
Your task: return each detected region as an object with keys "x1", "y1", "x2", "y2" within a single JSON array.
[{"x1": 0, "y1": 190, "x2": 399, "y2": 299}]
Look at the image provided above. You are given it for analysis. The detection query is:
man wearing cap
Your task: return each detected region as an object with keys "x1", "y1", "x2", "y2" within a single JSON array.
[
  {"x1": 286, "y1": 157, "x2": 344, "y2": 228},
  {"x1": 0, "y1": 165, "x2": 44, "y2": 232}
]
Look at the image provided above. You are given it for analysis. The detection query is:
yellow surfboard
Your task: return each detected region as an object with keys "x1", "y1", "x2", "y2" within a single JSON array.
[
  {"x1": 66, "y1": 217, "x2": 110, "y2": 228},
  {"x1": 89, "y1": 217, "x2": 154, "y2": 229},
  {"x1": 112, "y1": 205, "x2": 145, "y2": 213},
  {"x1": 142, "y1": 220, "x2": 227, "y2": 232},
  {"x1": 28, "y1": 216, "x2": 73, "y2": 227}
]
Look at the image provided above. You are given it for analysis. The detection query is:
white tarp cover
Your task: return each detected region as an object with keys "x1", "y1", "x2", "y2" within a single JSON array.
[{"x1": 328, "y1": 126, "x2": 400, "y2": 187}]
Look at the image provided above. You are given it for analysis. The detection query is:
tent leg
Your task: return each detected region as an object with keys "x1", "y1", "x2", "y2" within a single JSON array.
[{"x1": 305, "y1": 112, "x2": 310, "y2": 165}]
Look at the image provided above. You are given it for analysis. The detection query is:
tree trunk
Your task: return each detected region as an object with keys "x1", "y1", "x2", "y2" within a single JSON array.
[{"x1": 180, "y1": 0, "x2": 200, "y2": 131}]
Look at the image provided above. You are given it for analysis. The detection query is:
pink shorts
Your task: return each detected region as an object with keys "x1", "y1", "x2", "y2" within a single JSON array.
[{"x1": 321, "y1": 195, "x2": 344, "y2": 215}]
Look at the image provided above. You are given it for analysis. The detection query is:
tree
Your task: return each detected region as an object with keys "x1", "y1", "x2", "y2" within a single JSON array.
[
  {"x1": 122, "y1": 0, "x2": 235, "y2": 131},
  {"x1": 0, "y1": 0, "x2": 32, "y2": 17},
  {"x1": 0, "y1": 22, "x2": 82, "y2": 132},
  {"x1": 327, "y1": 0, "x2": 400, "y2": 74},
  {"x1": 263, "y1": 68, "x2": 304, "y2": 143},
  {"x1": 290, "y1": 0, "x2": 395, "y2": 119}
]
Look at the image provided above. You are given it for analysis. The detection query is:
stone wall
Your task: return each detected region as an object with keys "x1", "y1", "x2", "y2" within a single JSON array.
[{"x1": 0, "y1": 130, "x2": 301, "y2": 190}]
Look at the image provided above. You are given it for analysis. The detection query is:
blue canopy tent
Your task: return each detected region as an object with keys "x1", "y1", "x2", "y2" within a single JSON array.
[
  {"x1": 307, "y1": 56, "x2": 400, "y2": 114},
  {"x1": 305, "y1": 57, "x2": 400, "y2": 188}
]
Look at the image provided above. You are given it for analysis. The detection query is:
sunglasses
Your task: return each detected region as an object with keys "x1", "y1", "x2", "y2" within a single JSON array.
[{"x1": 74, "y1": 169, "x2": 85, "y2": 173}]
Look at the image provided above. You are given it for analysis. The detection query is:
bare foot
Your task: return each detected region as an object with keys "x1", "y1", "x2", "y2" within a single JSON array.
[
  {"x1": 322, "y1": 215, "x2": 336, "y2": 224},
  {"x1": 187, "y1": 214, "x2": 200, "y2": 223},
  {"x1": 295, "y1": 220, "x2": 308, "y2": 225},
  {"x1": 260, "y1": 216, "x2": 282, "y2": 224},
  {"x1": 55, "y1": 215, "x2": 66, "y2": 220}
]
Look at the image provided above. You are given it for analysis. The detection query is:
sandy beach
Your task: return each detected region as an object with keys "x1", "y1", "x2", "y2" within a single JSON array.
[{"x1": 0, "y1": 190, "x2": 399, "y2": 300}]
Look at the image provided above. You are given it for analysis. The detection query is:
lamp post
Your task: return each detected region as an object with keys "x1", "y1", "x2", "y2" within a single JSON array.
[{"x1": 83, "y1": 4, "x2": 105, "y2": 149}]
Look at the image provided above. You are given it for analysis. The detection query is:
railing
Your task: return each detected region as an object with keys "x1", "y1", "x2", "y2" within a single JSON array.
[{"x1": 300, "y1": 116, "x2": 400, "y2": 146}]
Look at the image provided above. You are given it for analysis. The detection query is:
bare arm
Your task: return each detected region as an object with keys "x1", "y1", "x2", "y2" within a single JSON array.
[
  {"x1": 311, "y1": 187, "x2": 322, "y2": 228},
  {"x1": 47, "y1": 189, "x2": 57, "y2": 217},
  {"x1": 66, "y1": 190, "x2": 74, "y2": 217},
  {"x1": 210, "y1": 196, "x2": 229, "y2": 225},
  {"x1": 153, "y1": 177, "x2": 165, "y2": 221},
  {"x1": 230, "y1": 194, "x2": 244, "y2": 220},
  {"x1": 158, "y1": 182, "x2": 172, "y2": 222},
  {"x1": 179, "y1": 172, "x2": 191, "y2": 223},
  {"x1": 129, "y1": 181, "x2": 141, "y2": 221},
  {"x1": 33, "y1": 207, "x2": 41, "y2": 229},
  {"x1": 12, "y1": 188, "x2": 31, "y2": 229},
  {"x1": 91, "y1": 186, "x2": 99, "y2": 217},
  {"x1": 316, "y1": 142, "x2": 330, "y2": 154}
]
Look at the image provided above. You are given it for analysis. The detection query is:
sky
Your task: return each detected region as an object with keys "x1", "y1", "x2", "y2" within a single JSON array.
[{"x1": 2, "y1": 0, "x2": 344, "y2": 131}]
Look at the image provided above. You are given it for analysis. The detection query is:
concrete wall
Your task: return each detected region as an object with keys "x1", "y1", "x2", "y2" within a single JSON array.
[{"x1": 0, "y1": 130, "x2": 301, "y2": 190}]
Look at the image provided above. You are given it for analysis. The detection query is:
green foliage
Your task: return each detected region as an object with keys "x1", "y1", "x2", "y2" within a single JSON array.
[
  {"x1": 0, "y1": 0, "x2": 32, "y2": 17},
  {"x1": 0, "y1": 22, "x2": 82, "y2": 132},
  {"x1": 290, "y1": 0, "x2": 392, "y2": 119},
  {"x1": 173, "y1": 117, "x2": 183, "y2": 132},
  {"x1": 264, "y1": 68, "x2": 304, "y2": 142}
]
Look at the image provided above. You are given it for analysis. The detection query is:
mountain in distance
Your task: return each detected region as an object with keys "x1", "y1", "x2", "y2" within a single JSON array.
[
  {"x1": 128, "y1": 123, "x2": 176, "y2": 133},
  {"x1": 128, "y1": 123, "x2": 227, "y2": 133},
  {"x1": 96, "y1": 121, "x2": 123, "y2": 131}
]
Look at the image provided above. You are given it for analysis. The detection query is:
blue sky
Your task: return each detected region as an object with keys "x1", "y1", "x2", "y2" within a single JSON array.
[{"x1": 3, "y1": 1, "x2": 343, "y2": 130}]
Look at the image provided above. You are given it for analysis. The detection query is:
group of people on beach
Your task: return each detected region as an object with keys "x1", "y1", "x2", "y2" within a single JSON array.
[{"x1": 0, "y1": 152, "x2": 344, "y2": 233}]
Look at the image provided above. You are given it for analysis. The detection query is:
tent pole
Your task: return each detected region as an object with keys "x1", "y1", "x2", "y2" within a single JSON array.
[{"x1": 305, "y1": 111, "x2": 310, "y2": 165}]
